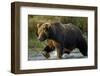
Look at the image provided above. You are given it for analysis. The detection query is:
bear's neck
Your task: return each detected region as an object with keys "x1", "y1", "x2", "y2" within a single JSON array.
[{"x1": 48, "y1": 25, "x2": 64, "y2": 43}]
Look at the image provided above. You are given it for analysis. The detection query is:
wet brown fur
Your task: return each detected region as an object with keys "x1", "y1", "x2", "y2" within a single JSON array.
[{"x1": 36, "y1": 22, "x2": 87, "y2": 59}]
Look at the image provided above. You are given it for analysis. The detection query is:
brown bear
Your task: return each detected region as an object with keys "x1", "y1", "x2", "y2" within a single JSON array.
[{"x1": 36, "y1": 22, "x2": 87, "y2": 59}]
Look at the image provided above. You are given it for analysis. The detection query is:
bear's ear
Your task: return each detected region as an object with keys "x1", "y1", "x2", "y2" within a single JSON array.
[{"x1": 45, "y1": 23, "x2": 51, "y2": 30}]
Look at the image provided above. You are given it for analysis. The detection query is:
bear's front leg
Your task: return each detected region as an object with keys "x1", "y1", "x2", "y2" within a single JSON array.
[
  {"x1": 57, "y1": 47, "x2": 63, "y2": 59},
  {"x1": 42, "y1": 45, "x2": 55, "y2": 59},
  {"x1": 56, "y1": 45, "x2": 64, "y2": 59},
  {"x1": 53, "y1": 41, "x2": 64, "y2": 59}
]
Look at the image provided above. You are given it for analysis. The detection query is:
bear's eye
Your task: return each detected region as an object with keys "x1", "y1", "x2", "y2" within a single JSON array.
[
  {"x1": 46, "y1": 28, "x2": 48, "y2": 31},
  {"x1": 44, "y1": 27, "x2": 49, "y2": 31},
  {"x1": 42, "y1": 26, "x2": 48, "y2": 31}
]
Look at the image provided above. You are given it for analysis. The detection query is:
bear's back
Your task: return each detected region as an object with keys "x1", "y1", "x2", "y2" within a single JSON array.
[{"x1": 63, "y1": 23, "x2": 83, "y2": 49}]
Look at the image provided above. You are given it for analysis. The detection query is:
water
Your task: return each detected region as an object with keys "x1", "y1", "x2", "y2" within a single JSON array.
[{"x1": 28, "y1": 48, "x2": 87, "y2": 61}]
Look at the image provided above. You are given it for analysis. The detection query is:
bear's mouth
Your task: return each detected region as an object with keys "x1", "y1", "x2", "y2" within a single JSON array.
[
  {"x1": 37, "y1": 32, "x2": 49, "y2": 41},
  {"x1": 39, "y1": 38, "x2": 46, "y2": 41},
  {"x1": 38, "y1": 35, "x2": 47, "y2": 41}
]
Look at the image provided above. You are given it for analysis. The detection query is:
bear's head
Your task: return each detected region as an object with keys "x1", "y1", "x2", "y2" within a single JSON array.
[{"x1": 36, "y1": 22, "x2": 51, "y2": 41}]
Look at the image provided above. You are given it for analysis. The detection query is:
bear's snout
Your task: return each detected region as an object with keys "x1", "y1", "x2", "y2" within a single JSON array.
[
  {"x1": 37, "y1": 34, "x2": 47, "y2": 41},
  {"x1": 37, "y1": 36, "x2": 44, "y2": 41},
  {"x1": 37, "y1": 31, "x2": 48, "y2": 41}
]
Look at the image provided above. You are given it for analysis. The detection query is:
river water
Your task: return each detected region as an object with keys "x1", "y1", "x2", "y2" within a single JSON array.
[{"x1": 28, "y1": 48, "x2": 87, "y2": 61}]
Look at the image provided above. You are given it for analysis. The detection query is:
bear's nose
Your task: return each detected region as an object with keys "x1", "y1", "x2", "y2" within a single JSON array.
[
  {"x1": 37, "y1": 37, "x2": 41, "y2": 40},
  {"x1": 37, "y1": 36, "x2": 43, "y2": 41}
]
